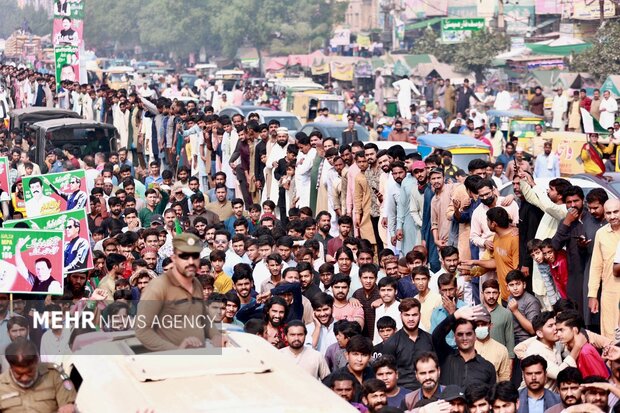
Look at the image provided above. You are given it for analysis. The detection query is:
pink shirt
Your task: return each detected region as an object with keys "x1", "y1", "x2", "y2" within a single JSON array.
[
  {"x1": 333, "y1": 302, "x2": 364, "y2": 324},
  {"x1": 577, "y1": 343, "x2": 610, "y2": 379}
]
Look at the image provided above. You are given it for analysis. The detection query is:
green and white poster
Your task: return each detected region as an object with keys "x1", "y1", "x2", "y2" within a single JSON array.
[{"x1": 22, "y1": 170, "x2": 88, "y2": 218}]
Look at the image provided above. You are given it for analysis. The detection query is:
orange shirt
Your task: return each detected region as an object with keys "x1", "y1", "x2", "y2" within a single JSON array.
[{"x1": 492, "y1": 232, "x2": 519, "y2": 302}]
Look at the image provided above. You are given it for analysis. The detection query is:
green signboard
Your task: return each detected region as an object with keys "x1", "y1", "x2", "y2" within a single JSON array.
[
  {"x1": 441, "y1": 18, "x2": 485, "y2": 43},
  {"x1": 441, "y1": 18, "x2": 485, "y2": 31}
]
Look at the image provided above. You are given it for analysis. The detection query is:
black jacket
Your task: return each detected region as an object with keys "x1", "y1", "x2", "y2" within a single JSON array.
[{"x1": 432, "y1": 314, "x2": 497, "y2": 388}]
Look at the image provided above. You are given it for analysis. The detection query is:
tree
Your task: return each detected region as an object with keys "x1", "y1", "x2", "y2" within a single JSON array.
[
  {"x1": 571, "y1": 23, "x2": 620, "y2": 81},
  {"x1": 0, "y1": 0, "x2": 51, "y2": 38},
  {"x1": 410, "y1": 28, "x2": 455, "y2": 64},
  {"x1": 137, "y1": 0, "x2": 212, "y2": 56},
  {"x1": 84, "y1": 0, "x2": 144, "y2": 51},
  {"x1": 451, "y1": 30, "x2": 508, "y2": 83},
  {"x1": 212, "y1": 0, "x2": 345, "y2": 62}
]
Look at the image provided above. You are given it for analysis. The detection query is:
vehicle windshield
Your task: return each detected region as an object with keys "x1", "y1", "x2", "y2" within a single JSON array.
[
  {"x1": 323, "y1": 126, "x2": 369, "y2": 140},
  {"x1": 220, "y1": 79, "x2": 237, "y2": 91},
  {"x1": 45, "y1": 127, "x2": 115, "y2": 157},
  {"x1": 263, "y1": 116, "x2": 302, "y2": 131},
  {"x1": 320, "y1": 100, "x2": 345, "y2": 115},
  {"x1": 511, "y1": 120, "x2": 542, "y2": 137},
  {"x1": 453, "y1": 153, "x2": 490, "y2": 171},
  {"x1": 108, "y1": 73, "x2": 129, "y2": 83}
]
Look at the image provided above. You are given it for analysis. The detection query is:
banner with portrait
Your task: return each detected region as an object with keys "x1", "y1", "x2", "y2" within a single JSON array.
[
  {"x1": 4, "y1": 209, "x2": 93, "y2": 274},
  {"x1": 54, "y1": 45, "x2": 80, "y2": 88},
  {"x1": 0, "y1": 229, "x2": 64, "y2": 294},
  {"x1": 52, "y1": 0, "x2": 85, "y2": 20},
  {"x1": 53, "y1": 0, "x2": 85, "y2": 90},
  {"x1": 22, "y1": 170, "x2": 89, "y2": 218},
  {"x1": 52, "y1": 17, "x2": 83, "y2": 47}
]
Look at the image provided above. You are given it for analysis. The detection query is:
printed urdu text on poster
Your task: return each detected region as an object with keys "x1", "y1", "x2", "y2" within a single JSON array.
[{"x1": 4, "y1": 209, "x2": 93, "y2": 274}]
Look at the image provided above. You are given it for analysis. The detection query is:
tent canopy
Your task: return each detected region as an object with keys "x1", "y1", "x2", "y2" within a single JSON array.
[{"x1": 602, "y1": 75, "x2": 620, "y2": 97}]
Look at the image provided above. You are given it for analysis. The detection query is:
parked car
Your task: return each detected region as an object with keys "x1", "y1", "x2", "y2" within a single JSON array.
[
  {"x1": 9, "y1": 107, "x2": 81, "y2": 133},
  {"x1": 299, "y1": 121, "x2": 369, "y2": 143},
  {"x1": 361, "y1": 140, "x2": 417, "y2": 157},
  {"x1": 218, "y1": 106, "x2": 302, "y2": 135},
  {"x1": 28, "y1": 119, "x2": 118, "y2": 166},
  {"x1": 499, "y1": 176, "x2": 617, "y2": 200},
  {"x1": 572, "y1": 173, "x2": 620, "y2": 199}
]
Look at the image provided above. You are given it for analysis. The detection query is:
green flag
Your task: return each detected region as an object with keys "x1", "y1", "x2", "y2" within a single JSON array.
[{"x1": 174, "y1": 218, "x2": 183, "y2": 235}]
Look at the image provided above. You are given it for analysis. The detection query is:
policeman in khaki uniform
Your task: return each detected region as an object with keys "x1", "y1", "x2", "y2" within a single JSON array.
[
  {"x1": 0, "y1": 338, "x2": 76, "y2": 413},
  {"x1": 136, "y1": 232, "x2": 210, "y2": 352}
]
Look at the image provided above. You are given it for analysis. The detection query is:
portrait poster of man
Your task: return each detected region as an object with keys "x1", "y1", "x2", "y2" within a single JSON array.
[
  {"x1": 53, "y1": 0, "x2": 84, "y2": 20},
  {"x1": 52, "y1": 16, "x2": 83, "y2": 47},
  {"x1": 23, "y1": 170, "x2": 89, "y2": 218},
  {"x1": 0, "y1": 229, "x2": 64, "y2": 294},
  {"x1": 5, "y1": 209, "x2": 93, "y2": 274}
]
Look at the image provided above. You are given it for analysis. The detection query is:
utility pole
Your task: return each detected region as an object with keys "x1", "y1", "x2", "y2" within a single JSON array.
[
  {"x1": 498, "y1": 0, "x2": 505, "y2": 33},
  {"x1": 600, "y1": 0, "x2": 605, "y2": 24}
]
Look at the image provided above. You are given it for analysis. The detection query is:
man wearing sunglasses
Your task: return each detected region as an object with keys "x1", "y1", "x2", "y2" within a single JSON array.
[
  {"x1": 44, "y1": 175, "x2": 87, "y2": 211},
  {"x1": 63, "y1": 218, "x2": 90, "y2": 273},
  {"x1": 136, "y1": 233, "x2": 210, "y2": 351}
]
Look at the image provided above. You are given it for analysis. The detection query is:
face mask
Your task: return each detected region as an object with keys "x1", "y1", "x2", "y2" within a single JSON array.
[
  {"x1": 480, "y1": 195, "x2": 495, "y2": 206},
  {"x1": 475, "y1": 326, "x2": 489, "y2": 340}
]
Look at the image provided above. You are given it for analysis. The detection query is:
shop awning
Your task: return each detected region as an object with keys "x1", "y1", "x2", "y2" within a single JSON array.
[
  {"x1": 404, "y1": 17, "x2": 443, "y2": 31},
  {"x1": 525, "y1": 43, "x2": 592, "y2": 56}
]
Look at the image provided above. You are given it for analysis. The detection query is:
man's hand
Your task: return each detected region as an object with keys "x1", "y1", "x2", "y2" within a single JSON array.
[
  {"x1": 442, "y1": 295, "x2": 456, "y2": 315},
  {"x1": 572, "y1": 332, "x2": 587, "y2": 354},
  {"x1": 520, "y1": 266, "x2": 530, "y2": 277},
  {"x1": 455, "y1": 305, "x2": 487, "y2": 321},
  {"x1": 501, "y1": 194, "x2": 515, "y2": 206},
  {"x1": 588, "y1": 297, "x2": 599, "y2": 314},
  {"x1": 576, "y1": 236, "x2": 592, "y2": 249},
  {"x1": 452, "y1": 198, "x2": 461, "y2": 211},
  {"x1": 420, "y1": 400, "x2": 452, "y2": 413},
  {"x1": 179, "y1": 336, "x2": 203, "y2": 349},
  {"x1": 58, "y1": 405, "x2": 76, "y2": 413},
  {"x1": 349, "y1": 297, "x2": 362, "y2": 308},
  {"x1": 508, "y1": 298, "x2": 518, "y2": 313},
  {"x1": 484, "y1": 240, "x2": 494, "y2": 252},
  {"x1": 603, "y1": 344, "x2": 620, "y2": 361},
  {"x1": 90, "y1": 288, "x2": 109, "y2": 301},
  {"x1": 395, "y1": 229, "x2": 403, "y2": 241},
  {"x1": 370, "y1": 298, "x2": 383, "y2": 309},
  {"x1": 436, "y1": 239, "x2": 447, "y2": 248},
  {"x1": 564, "y1": 207, "x2": 579, "y2": 225},
  {"x1": 381, "y1": 217, "x2": 388, "y2": 229}
]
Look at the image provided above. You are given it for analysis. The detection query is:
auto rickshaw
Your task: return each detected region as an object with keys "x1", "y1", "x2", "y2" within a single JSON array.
[
  {"x1": 291, "y1": 92, "x2": 345, "y2": 123},
  {"x1": 104, "y1": 66, "x2": 135, "y2": 90},
  {"x1": 487, "y1": 109, "x2": 545, "y2": 154},
  {"x1": 416, "y1": 134, "x2": 491, "y2": 171}
]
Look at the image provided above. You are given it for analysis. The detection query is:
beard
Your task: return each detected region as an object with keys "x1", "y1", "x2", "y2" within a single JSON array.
[{"x1": 269, "y1": 317, "x2": 284, "y2": 327}]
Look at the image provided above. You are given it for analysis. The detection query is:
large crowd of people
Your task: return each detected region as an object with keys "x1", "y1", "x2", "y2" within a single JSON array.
[{"x1": 0, "y1": 63, "x2": 619, "y2": 413}]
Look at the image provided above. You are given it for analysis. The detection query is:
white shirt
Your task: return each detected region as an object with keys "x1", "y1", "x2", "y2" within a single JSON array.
[
  {"x1": 305, "y1": 320, "x2": 337, "y2": 355},
  {"x1": 223, "y1": 249, "x2": 243, "y2": 277},
  {"x1": 279, "y1": 346, "x2": 331, "y2": 380},
  {"x1": 40, "y1": 328, "x2": 72, "y2": 364},
  {"x1": 373, "y1": 302, "x2": 402, "y2": 345}
]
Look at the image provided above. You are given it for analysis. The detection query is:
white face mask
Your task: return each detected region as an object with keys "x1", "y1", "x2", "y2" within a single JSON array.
[{"x1": 475, "y1": 326, "x2": 489, "y2": 340}]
